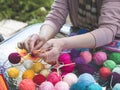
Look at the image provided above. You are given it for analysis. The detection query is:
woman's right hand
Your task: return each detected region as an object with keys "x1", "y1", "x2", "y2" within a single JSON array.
[{"x1": 17, "y1": 34, "x2": 46, "y2": 53}]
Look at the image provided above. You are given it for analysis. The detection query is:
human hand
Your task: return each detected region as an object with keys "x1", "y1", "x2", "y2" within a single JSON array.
[
  {"x1": 38, "y1": 39, "x2": 64, "y2": 64},
  {"x1": 17, "y1": 34, "x2": 46, "y2": 53}
]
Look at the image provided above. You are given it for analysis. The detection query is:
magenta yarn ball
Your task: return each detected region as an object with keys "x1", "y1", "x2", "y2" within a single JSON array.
[
  {"x1": 93, "y1": 51, "x2": 107, "y2": 65},
  {"x1": 39, "y1": 81, "x2": 54, "y2": 90},
  {"x1": 8, "y1": 52, "x2": 21, "y2": 64},
  {"x1": 58, "y1": 53, "x2": 75, "y2": 75},
  {"x1": 47, "y1": 72, "x2": 61, "y2": 85},
  {"x1": 80, "y1": 51, "x2": 92, "y2": 63},
  {"x1": 54, "y1": 81, "x2": 69, "y2": 90}
]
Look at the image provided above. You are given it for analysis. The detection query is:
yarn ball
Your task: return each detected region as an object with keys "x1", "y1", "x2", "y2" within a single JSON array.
[
  {"x1": 87, "y1": 83, "x2": 102, "y2": 90},
  {"x1": 8, "y1": 52, "x2": 21, "y2": 64},
  {"x1": 77, "y1": 64, "x2": 95, "y2": 75},
  {"x1": 7, "y1": 67, "x2": 19, "y2": 78},
  {"x1": 40, "y1": 69, "x2": 50, "y2": 77},
  {"x1": 63, "y1": 73, "x2": 78, "y2": 86},
  {"x1": 70, "y1": 49, "x2": 79, "y2": 60},
  {"x1": 47, "y1": 72, "x2": 61, "y2": 85},
  {"x1": 23, "y1": 59, "x2": 33, "y2": 69},
  {"x1": 31, "y1": 62, "x2": 44, "y2": 73},
  {"x1": 112, "y1": 65, "x2": 120, "y2": 74},
  {"x1": 22, "y1": 69, "x2": 35, "y2": 79},
  {"x1": 54, "y1": 81, "x2": 69, "y2": 90},
  {"x1": 0, "y1": 83, "x2": 3, "y2": 90},
  {"x1": 39, "y1": 81, "x2": 54, "y2": 90},
  {"x1": 58, "y1": 53, "x2": 75, "y2": 75},
  {"x1": 103, "y1": 60, "x2": 116, "y2": 70},
  {"x1": 18, "y1": 79, "x2": 35, "y2": 90},
  {"x1": 93, "y1": 51, "x2": 107, "y2": 65},
  {"x1": 78, "y1": 73, "x2": 96, "y2": 87},
  {"x1": 109, "y1": 52, "x2": 120, "y2": 64},
  {"x1": 74, "y1": 57, "x2": 85, "y2": 66},
  {"x1": 70, "y1": 82, "x2": 86, "y2": 90},
  {"x1": 108, "y1": 72, "x2": 120, "y2": 87},
  {"x1": 113, "y1": 83, "x2": 120, "y2": 90},
  {"x1": 33, "y1": 74, "x2": 46, "y2": 85},
  {"x1": 99, "y1": 67, "x2": 111, "y2": 80},
  {"x1": 80, "y1": 51, "x2": 92, "y2": 63}
]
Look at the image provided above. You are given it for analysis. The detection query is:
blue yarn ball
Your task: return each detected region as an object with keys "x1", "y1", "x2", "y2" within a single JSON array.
[
  {"x1": 78, "y1": 73, "x2": 96, "y2": 87},
  {"x1": 113, "y1": 83, "x2": 120, "y2": 90},
  {"x1": 87, "y1": 83, "x2": 102, "y2": 90},
  {"x1": 70, "y1": 82, "x2": 86, "y2": 90}
]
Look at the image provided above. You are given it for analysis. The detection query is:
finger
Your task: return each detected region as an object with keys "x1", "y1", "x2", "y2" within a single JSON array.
[
  {"x1": 17, "y1": 42, "x2": 24, "y2": 49},
  {"x1": 40, "y1": 43, "x2": 53, "y2": 53}
]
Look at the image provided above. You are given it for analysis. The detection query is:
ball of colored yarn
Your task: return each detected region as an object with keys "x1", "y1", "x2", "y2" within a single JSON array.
[
  {"x1": 80, "y1": 51, "x2": 92, "y2": 63},
  {"x1": 78, "y1": 73, "x2": 96, "y2": 87},
  {"x1": 0, "y1": 83, "x2": 3, "y2": 90},
  {"x1": 18, "y1": 79, "x2": 35, "y2": 90},
  {"x1": 87, "y1": 83, "x2": 102, "y2": 90},
  {"x1": 63, "y1": 73, "x2": 78, "y2": 86},
  {"x1": 70, "y1": 82, "x2": 86, "y2": 90},
  {"x1": 74, "y1": 57, "x2": 85, "y2": 65},
  {"x1": 40, "y1": 69, "x2": 50, "y2": 77},
  {"x1": 39, "y1": 81, "x2": 54, "y2": 90},
  {"x1": 70, "y1": 49, "x2": 79, "y2": 60},
  {"x1": 22, "y1": 69, "x2": 35, "y2": 79},
  {"x1": 112, "y1": 65, "x2": 120, "y2": 74},
  {"x1": 7, "y1": 67, "x2": 19, "y2": 78},
  {"x1": 103, "y1": 60, "x2": 116, "y2": 70},
  {"x1": 77, "y1": 64, "x2": 95, "y2": 75},
  {"x1": 47, "y1": 72, "x2": 61, "y2": 85},
  {"x1": 31, "y1": 62, "x2": 44, "y2": 73},
  {"x1": 33, "y1": 74, "x2": 46, "y2": 85},
  {"x1": 58, "y1": 53, "x2": 75, "y2": 75},
  {"x1": 8, "y1": 52, "x2": 21, "y2": 64},
  {"x1": 93, "y1": 51, "x2": 107, "y2": 65},
  {"x1": 23, "y1": 59, "x2": 33, "y2": 69},
  {"x1": 99, "y1": 67, "x2": 111, "y2": 79},
  {"x1": 108, "y1": 72, "x2": 120, "y2": 87},
  {"x1": 54, "y1": 81, "x2": 69, "y2": 90},
  {"x1": 109, "y1": 52, "x2": 120, "y2": 64},
  {"x1": 113, "y1": 83, "x2": 120, "y2": 90}
]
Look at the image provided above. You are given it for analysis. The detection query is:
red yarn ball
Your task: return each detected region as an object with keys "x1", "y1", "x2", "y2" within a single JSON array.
[
  {"x1": 8, "y1": 52, "x2": 21, "y2": 64},
  {"x1": 99, "y1": 67, "x2": 111, "y2": 80},
  {"x1": 33, "y1": 74, "x2": 46, "y2": 85},
  {"x1": 47, "y1": 72, "x2": 61, "y2": 85}
]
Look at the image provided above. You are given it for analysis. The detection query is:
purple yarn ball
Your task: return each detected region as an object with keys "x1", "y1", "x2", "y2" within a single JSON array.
[
  {"x1": 8, "y1": 52, "x2": 21, "y2": 64},
  {"x1": 74, "y1": 57, "x2": 85, "y2": 65},
  {"x1": 77, "y1": 64, "x2": 95, "y2": 75},
  {"x1": 108, "y1": 72, "x2": 120, "y2": 87},
  {"x1": 70, "y1": 49, "x2": 80, "y2": 60}
]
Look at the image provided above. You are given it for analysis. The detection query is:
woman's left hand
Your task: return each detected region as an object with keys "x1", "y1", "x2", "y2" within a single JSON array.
[{"x1": 38, "y1": 38, "x2": 64, "y2": 64}]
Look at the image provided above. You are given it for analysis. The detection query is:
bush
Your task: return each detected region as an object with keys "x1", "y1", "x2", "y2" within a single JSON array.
[{"x1": 0, "y1": 0, "x2": 53, "y2": 24}]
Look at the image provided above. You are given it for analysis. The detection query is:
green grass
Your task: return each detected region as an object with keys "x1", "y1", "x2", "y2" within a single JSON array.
[{"x1": 0, "y1": 0, "x2": 53, "y2": 24}]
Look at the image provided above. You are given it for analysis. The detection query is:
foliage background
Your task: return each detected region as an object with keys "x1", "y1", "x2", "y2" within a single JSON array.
[{"x1": 0, "y1": 0, "x2": 53, "y2": 24}]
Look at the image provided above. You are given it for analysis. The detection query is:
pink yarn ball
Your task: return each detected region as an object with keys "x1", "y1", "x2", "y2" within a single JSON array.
[
  {"x1": 80, "y1": 51, "x2": 92, "y2": 63},
  {"x1": 39, "y1": 81, "x2": 54, "y2": 90},
  {"x1": 93, "y1": 51, "x2": 107, "y2": 65},
  {"x1": 18, "y1": 79, "x2": 35, "y2": 90},
  {"x1": 63, "y1": 73, "x2": 78, "y2": 86},
  {"x1": 58, "y1": 53, "x2": 75, "y2": 75},
  {"x1": 54, "y1": 81, "x2": 69, "y2": 90},
  {"x1": 47, "y1": 72, "x2": 61, "y2": 85}
]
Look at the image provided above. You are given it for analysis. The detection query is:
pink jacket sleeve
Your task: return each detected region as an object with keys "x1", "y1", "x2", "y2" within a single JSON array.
[
  {"x1": 91, "y1": 0, "x2": 120, "y2": 47},
  {"x1": 42, "y1": 0, "x2": 69, "y2": 32}
]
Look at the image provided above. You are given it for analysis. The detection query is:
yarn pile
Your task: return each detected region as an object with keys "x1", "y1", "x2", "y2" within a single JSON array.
[{"x1": 5, "y1": 47, "x2": 120, "y2": 90}]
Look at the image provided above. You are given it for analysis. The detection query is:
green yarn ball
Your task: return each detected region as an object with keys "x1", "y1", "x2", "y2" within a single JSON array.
[
  {"x1": 87, "y1": 83, "x2": 102, "y2": 90},
  {"x1": 112, "y1": 65, "x2": 120, "y2": 74},
  {"x1": 109, "y1": 52, "x2": 120, "y2": 64},
  {"x1": 103, "y1": 60, "x2": 116, "y2": 70}
]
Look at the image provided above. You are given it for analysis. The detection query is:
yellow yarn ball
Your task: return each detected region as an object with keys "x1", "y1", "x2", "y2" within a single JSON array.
[
  {"x1": 31, "y1": 62, "x2": 44, "y2": 73},
  {"x1": 7, "y1": 67, "x2": 19, "y2": 78},
  {"x1": 40, "y1": 69, "x2": 50, "y2": 77},
  {"x1": 22, "y1": 69, "x2": 35, "y2": 79}
]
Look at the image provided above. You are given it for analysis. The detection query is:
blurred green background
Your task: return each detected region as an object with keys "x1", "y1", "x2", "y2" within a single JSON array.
[{"x1": 0, "y1": 0, "x2": 53, "y2": 24}]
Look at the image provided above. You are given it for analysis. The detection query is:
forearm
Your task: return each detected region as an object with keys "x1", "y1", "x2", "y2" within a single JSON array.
[{"x1": 60, "y1": 33, "x2": 95, "y2": 50}]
